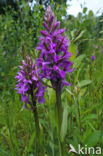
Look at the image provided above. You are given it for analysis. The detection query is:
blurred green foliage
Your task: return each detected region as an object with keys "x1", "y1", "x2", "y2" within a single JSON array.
[{"x1": 0, "y1": 1, "x2": 103, "y2": 156}]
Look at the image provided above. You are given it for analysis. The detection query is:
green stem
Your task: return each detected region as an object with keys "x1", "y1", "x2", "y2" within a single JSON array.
[
  {"x1": 31, "y1": 93, "x2": 41, "y2": 155},
  {"x1": 55, "y1": 82, "x2": 64, "y2": 156},
  {"x1": 33, "y1": 104, "x2": 40, "y2": 140},
  {"x1": 77, "y1": 99, "x2": 81, "y2": 134},
  {"x1": 56, "y1": 82, "x2": 62, "y2": 130}
]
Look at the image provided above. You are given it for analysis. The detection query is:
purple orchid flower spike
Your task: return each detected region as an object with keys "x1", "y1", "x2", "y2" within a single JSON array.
[
  {"x1": 36, "y1": 6, "x2": 73, "y2": 89},
  {"x1": 15, "y1": 55, "x2": 46, "y2": 107}
]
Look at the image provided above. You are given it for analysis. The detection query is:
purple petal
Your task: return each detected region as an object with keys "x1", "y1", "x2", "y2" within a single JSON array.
[
  {"x1": 40, "y1": 31, "x2": 49, "y2": 36},
  {"x1": 21, "y1": 94, "x2": 27, "y2": 102},
  {"x1": 43, "y1": 22, "x2": 50, "y2": 31}
]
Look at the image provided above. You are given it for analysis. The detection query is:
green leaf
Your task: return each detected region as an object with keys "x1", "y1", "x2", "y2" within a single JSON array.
[
  {"x1": 87, "y1": 121, "x2": 96, "y2": 131},
  {"x1": 73, "y1": 54, "x2": 86, "y2": 68},
  {"x1": 48, "y1": 87, "x2": 56, "y2": 105},
  {"x1": 78, "y1": 80, "x2": 92, "y2": 87},
  {"x1": 99, "y1": 31, "x2": 103, "y2": 34},
  {"x1": 80, "y1": 88, "x2": 86, "y2": 96},
  {"x1": 29, "y1": 154, "x2": 34, "y2": 156},
  {"x1": 69, "y1": 43, "x2": 77, "y2": 62},
  {"x1": 89, "y1": 10, "x2": 93, "y2": 16},
  {"x1": 49, "y1": 141, "x2": 54, "y2": 156},
  {"x1": 66, "y1": 88, "x2": 74, "y2": 96},
  {"x1": 24, "y1": 131, "x2": 35, "y2": 154},
  {"x1": 82, "y1": 114, "x2": 98, "y2": 122},
  {"x1": 0, "y1": 148, "x2": 8, "y2": 155},
  {"x1": 84, "y1": 131, "x2": 101, "y2": 146},
  {"x1": 74, "y1": 30, "x2": 86, "y2": 42},
  {"x1": 83, "y1": 7, "x2": 87, "y2": 14},
  {"x1": 71, "y1": 30, "x2": 75, "y2": 40},
  {"x1": 60, "y1": 103, "x2": 68, "y2": 142},
  {"x1": 100, "y1": 19, "x2": 103, "y2": 22}
]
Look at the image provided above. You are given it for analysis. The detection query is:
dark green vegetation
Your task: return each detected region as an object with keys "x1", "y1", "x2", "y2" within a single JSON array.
[{"x1": 0, "y1": 1, "x2": 103, "y2": 156}]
